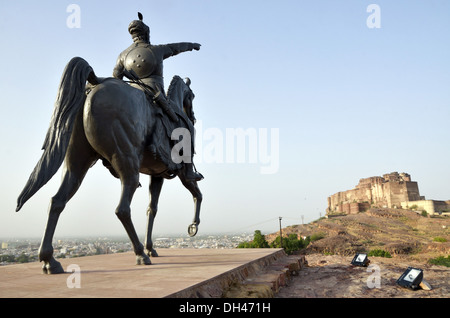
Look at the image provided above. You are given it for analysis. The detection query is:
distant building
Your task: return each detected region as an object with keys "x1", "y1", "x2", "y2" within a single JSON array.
[
  {"x1": 327, "y1": 172, "x2": 450, "y2": 216},
  {"x1": 400, "y1": 200, "x2": 450, "y2": 215},
  {"x1": 1, "y1": 242, "x2": 8, "y2": 249}
]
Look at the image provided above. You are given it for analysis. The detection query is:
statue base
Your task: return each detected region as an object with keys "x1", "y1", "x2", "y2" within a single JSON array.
[{"x1": 0, "y1": 248, "x2": 287, "y2": 298}]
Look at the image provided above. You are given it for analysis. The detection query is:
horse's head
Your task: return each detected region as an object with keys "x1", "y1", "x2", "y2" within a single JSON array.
[
  {"x1": 182, "y1": 78, "x2": 196, "y2": 124},
  {"x1": 168, "y1": 76, "x2": 197, "y2": 125}
]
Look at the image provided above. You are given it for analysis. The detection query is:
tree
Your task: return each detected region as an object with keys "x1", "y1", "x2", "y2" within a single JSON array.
[
  {"x1": 237, "y1": 230, "x2": 310, "y2": 255},
  {"x1": 252, "y1": 230, "x2": 270, "y2": 248},
  {"x1": 237, "y1": 230, "x2": 269, "y2": 248},
  {"x1": 16, "y1": 253, "x2": 30, "y2": 263},
  {"x1": 270, "y1": 234, "x2": 309, "y2": 255},
  {"x1": 0, "y1": 254, "x2": 15, "y2": 263}
]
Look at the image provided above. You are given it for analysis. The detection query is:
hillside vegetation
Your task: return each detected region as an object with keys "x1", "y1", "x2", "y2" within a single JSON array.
[{"x1": 266, "y1": 208, "x2": 449, "y2": 263}]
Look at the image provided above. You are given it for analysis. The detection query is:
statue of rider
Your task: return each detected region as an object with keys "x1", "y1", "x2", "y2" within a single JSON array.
[{"x1": 113, "y1": 13, "x2": 203, "y2": 182}]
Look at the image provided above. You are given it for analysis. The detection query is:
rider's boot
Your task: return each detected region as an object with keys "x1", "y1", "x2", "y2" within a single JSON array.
[{"x1": 184, "y1": 162, "x2": 203, "y2": 182}]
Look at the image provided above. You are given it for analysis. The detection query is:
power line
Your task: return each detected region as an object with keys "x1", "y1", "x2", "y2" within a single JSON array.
[
  {"x1": 281, "y1": 217, "x2": 303, "y2": 221},
  {"x1": 224, "y1": 217, "x2": 279, "y2": 234},
  {"x1": 225, "y1": 215, "x2": 308, "y2": 235}
]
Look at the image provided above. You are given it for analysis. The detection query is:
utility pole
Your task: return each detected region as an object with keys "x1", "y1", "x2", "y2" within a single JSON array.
[{"x1": 279, "y1": 217, "x2": 283, "y2": 248}]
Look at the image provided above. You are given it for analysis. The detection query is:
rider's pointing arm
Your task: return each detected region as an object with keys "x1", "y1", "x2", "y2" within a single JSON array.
[{"x1": 162, "y1": 43, "x2": 201, "y2": 59}]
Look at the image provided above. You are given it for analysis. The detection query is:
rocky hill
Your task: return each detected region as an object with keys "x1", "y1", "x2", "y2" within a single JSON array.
[{"x1": 266, "y1": 208, "x2": 449, "y2": 262}]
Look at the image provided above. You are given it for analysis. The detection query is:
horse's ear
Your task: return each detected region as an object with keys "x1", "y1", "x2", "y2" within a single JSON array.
[
  {"x1": 185, "y1": 77, "x2": 191, "y2": 87},
  {"x1": 138, "y1": 12, "x2": 143, "y2": 21}
]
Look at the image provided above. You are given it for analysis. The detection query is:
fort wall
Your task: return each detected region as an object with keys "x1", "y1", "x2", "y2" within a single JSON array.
[
  {"x1": 328, "y1": 172, "x2": 450, "y2": 215},
  {"x1": 327, "y1": 172, "x2": 424, "y2": 214},
  {"x1": 400, "y1": 200, "x2": 450, "y2": 215}
]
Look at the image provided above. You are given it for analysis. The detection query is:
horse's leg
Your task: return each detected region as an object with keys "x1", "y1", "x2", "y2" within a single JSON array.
[
  {"x1": 39, "y1": 127, "x2": 97, "y2": 274},
  {"x1": 178, "y1": 173, "x2": 203, "y2": 237},
  {"x1": 39, "y1": 168, "x2": 86, "y2": 273},
  {"x1": 113, "y1": 155, "x2": 151, "y2": 265},
  {"x1": 145, "y1": 176, "x2": 164, "y2": 257}
]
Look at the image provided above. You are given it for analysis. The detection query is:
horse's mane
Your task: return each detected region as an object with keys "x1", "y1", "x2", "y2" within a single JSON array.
[{"x1": 166, "y1": 75, "x2": 183, "y2": 98}]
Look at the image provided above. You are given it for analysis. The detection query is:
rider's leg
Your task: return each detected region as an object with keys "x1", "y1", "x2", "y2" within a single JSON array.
[{"x1": 184, "y1": 156, "x2": 203, "y2": 182}]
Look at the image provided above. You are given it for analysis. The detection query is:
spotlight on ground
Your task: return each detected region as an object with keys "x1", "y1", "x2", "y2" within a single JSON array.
[
  {"x1": 396, "y1": 267, "x2": 423, "y2": 290},
  {"x1": 351, "y1": 253, "x2": 370, "y2": 267}
]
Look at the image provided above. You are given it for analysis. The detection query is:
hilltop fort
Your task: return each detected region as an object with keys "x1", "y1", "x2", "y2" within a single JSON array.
[{"x1": 327, "y1": 172, "x2": 450, "y2": 216}]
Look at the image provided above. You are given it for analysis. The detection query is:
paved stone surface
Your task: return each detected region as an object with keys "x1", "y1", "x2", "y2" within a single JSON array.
[
  {"x1": 0, "y1": 248, "x2": 285, "y2": 298},
  {"x1": 275, "y1": 254, "x2": 450, "y2": 298}
]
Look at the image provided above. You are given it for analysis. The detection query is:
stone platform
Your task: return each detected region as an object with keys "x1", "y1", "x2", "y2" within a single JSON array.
[{"x1": 0, "y1": 248, "x2": 290, "y2": 298}]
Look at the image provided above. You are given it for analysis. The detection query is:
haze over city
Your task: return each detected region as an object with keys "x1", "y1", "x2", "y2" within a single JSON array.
[{"x1": 0, "y1": 1, "x2": 449, "y2": 239}]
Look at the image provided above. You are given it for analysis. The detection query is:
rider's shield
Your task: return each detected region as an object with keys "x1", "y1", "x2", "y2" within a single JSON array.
[{"x1": 124, "y1": 46, "x2": 156, "y2": 79}]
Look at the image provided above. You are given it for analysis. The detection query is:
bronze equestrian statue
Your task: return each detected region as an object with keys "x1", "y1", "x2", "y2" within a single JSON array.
[{"x1": 15, "y1": 13, "x2": 204, "y2": 274}]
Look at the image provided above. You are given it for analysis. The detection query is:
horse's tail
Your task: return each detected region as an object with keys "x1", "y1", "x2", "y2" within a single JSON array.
[{"x1": 16, "y1": 57, "x2": 99, "y2": 212}]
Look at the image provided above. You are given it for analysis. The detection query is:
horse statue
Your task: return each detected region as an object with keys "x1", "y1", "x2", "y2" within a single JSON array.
[{"x1": 15, "y1": 57, "x2": 203, "y2": 274}]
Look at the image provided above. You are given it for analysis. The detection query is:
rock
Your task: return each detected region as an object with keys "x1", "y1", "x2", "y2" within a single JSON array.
[{"x1": 419, "y1": 279, "x2": 432, "y2": 291}]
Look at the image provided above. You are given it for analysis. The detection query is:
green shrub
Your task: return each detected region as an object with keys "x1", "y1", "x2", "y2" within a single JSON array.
[
  {"x1": 433, "y1": 237, "x2": 447, "y2": 243},
  {"x1": 237, "y1": 230, "x2": 310, "y2": 255},
  {"x1": 428, "y1": 255, "x2": 450, "y2": 267},
  {"x1": 270, "y1": 234, "x2": 309, "y2": 255},
  {"x1": 310, "y1": 232, "x2": 326, "y2": 242},
  {"x1": 368, "y1": 249, "x2": 392, "y2": 258}
]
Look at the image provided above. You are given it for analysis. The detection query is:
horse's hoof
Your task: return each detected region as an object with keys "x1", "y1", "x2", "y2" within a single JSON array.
[
  {"x1": 136, "y1": 254, "x2": 152, "y2": 265},
  {"x1": 146, "y1": 248, "x2": 158, "y2": 257},
  {"x1": 42, "y1": 258, "x2": 65, "y2": 274},
  {"x1": 188, "y1": 223, "x2": 198, "y2": 237}
]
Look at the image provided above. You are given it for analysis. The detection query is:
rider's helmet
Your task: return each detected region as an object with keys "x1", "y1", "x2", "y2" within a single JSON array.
[{"x1": 128, "y1": 12, "x2": 150, "y2": 43}]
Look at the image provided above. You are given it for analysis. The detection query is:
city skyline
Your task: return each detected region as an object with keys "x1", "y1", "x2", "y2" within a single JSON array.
[{"x1": 1, "y1": 1, "x2": 449, "y2": 239}]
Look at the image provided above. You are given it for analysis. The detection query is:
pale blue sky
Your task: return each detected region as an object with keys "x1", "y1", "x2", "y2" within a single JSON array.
[{"x1": 0, "y1": 1, "x2": 449, "y2": 238}]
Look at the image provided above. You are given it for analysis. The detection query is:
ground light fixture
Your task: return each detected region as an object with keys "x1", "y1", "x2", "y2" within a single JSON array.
[
  {"x1": 351, "y1": 253, "x2": 370, "y2": 267},
  {"x1": 396, "y1": 267, "x2": 424, "y2": 290}
]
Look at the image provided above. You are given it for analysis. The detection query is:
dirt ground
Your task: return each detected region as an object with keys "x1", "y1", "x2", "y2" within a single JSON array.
[{"x1": 275, "y1": 253, "x2": 449, "y2": 298}]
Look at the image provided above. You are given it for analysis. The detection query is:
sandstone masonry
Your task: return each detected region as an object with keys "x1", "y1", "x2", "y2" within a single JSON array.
[{"x1": 327, "y1": 172, "x2": 450, "y2": 215}]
